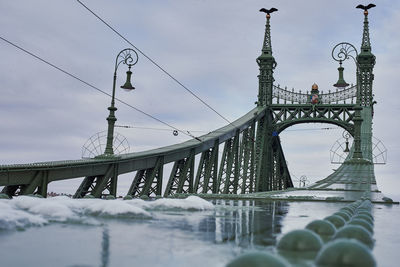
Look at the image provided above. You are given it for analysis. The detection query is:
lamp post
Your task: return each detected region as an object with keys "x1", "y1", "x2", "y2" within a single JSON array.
[
  {"x1": 331, "y1": 42, "x2": 363, "y2": 159},
  {"x1": 103, "y1": 48, "x2": 138, "y2": 156},
  {"x1": 331, "y1": 42, "x2": 358, "y2": 89}
]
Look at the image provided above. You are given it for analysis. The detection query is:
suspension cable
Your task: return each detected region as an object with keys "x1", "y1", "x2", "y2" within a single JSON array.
[
  {"x1": 76, "y1": 0, "x2": 235, "y2": 126},
  {"x1": 116, "y1": 124, "x2": 339, "y2": 133},
  {"x1": 0, "y1": 35, "x2": 199, "y2": 140}
]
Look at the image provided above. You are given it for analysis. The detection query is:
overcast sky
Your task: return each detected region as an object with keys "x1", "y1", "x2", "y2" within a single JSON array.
[{"x1": 1, "y1": 0, "x2": 399, "y2": 198}]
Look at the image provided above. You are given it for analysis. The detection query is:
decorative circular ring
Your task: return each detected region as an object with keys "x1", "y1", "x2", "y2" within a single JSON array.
[
  {"x1": 332, "y1": 42, "x2": 358, "y2": 65},
  {"x1": 115, "y1": 48, "x2": 139, "y2": 71},
  {"x1": 342, "y1": 130, "x2": 351, "y2": 140}
]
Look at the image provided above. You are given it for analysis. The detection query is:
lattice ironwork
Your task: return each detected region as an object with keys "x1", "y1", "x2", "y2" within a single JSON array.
[
  {"x1": 127, "y1": 157, "x2": 163, "y2": 197},
  {"x1": 194, "y1": 141, "x2": 219, "y2": 194},
  {"x1": 164, "y1": 151, "x2": 195, "y2": 196},
  {"x1": 270, "y1": 105, "x2": 356, "y2": 134},
  {"x1": 330, "y1": 135, "x2": 387, "y2": 164},
  {"x1": 217, "y1": 133, "x2": 240, "y2": 194},
  {"x1": 1, "y1": 170, "x2": 49, "y2": 198},
  {"x1": 73, "y1": 164, "x2": 118, "y2": 198},
  {"x1": 238, "y1": 125, "x2": 256, "y2": 194},
  {"x1": 82, "y1": 131, "x2": 130, "y2": 158},
  {"x1": 272, "y1": 85, "x2": 357, "y2": 104}
]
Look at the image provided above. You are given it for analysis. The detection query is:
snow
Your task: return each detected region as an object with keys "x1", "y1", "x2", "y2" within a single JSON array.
[{"x1": 0, "y1": 195, "x2": 214, "y2": 230}]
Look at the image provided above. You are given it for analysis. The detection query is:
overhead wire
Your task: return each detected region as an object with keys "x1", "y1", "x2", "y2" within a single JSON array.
[
  {"x1": 76, "y1": 0, "x2": 235, "y2": 127},
  {"x1": 0, "y1": 35, "x2": 198, "y2": 140},
  {"x1": 116, "y1": 124, "x2": 339, "y2": 134}
]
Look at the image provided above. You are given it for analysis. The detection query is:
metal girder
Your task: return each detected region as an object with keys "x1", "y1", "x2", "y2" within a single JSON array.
[
  {"x1": 239, "y1": 123, "x2": 256, "y2": 194},
  {"x1": 254, "y1": 114, "x2": 271, "y2": 192},
  {"x1": 73, "y1": 176, "x2": 96, "y2": 198},
  {"x1": 164, "y1": 150, "x2": 195, "y2": 196},
  {"x1": 0, "y1": 107, "x2": 263, "y2": 187},
  {"x1": 254, "y1": 111, "x2": 294, "y2": 192},
  {"x1": 218, "y1": 130, "x2": 240, "y2": 194},
  {"x1": 194, "y1": 140, "x2": 219, "y2": 194},
  {"x1": 270, "y1": 104, "x2": 356, "y2": 135},
  {"x1": 270, "y1": 136, "x2": 292, "y2": 190},
  {"x1": 127, "y1": 157, "x2": 164, "y2": 197},
  {"x1": 73, "y1": 164, "x2": 118, "y2": 198},
  {"x1": 275, "y1": 138, "x2": 293, "y2": 188},
  {"x1": 1, "y1": 185, "x2": 19, "y2": 197},
  {"x1": 1, "y1": 170, "x2": 49, "y2": 197}
]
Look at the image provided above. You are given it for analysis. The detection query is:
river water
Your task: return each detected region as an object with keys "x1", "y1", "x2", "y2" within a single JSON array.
[{"x1": 0, "y1": 196, "x2": 398, "y2": 267}]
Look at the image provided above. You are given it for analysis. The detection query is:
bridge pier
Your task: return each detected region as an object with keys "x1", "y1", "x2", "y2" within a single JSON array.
[
  {"x1": 73, "y1": 164, "x2": 119, "y2": 198},
  {"x1": 164, "y1": 150, "x2": 195, "y2": 196},
  {"x1": 126, "y1": 156, "x2": 164, "y2": 198},
  {"x1": 1, "y1": 170, "x2": 49, "y2": 198},
  {"x1": 193, "y1": 140, "x2": 219, "y2": 194}
]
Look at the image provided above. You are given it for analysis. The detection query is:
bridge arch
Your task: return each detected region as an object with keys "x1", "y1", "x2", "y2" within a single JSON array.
[
  {"x1": 275, "y1": 119, "x2": 354, "y2": 137},
  {"x1": 269, "y1": 104, "x2": 357, "y2": 137}
]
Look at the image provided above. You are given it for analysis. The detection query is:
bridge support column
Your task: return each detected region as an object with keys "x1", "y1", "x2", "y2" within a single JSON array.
[
  {"x1": 352, "y1": 107, "x2": 363, "y2": 159},
  {"x1": 239, "y1": 124, "x2": 256, "y2": 194},
  {"x1": 255, "y1": 113, "x2": 274, "y2": 192},
  {"x1": 36, "y1": 171, "x2": 49, "y2": 198},
  {"x1": 194, "y1": 140, "x2": 219, "y2": 194},
  {"x1": 126, "y1": 156, "x2": 164, "y2": 198},
  {"x1": 254, "y1": 111, "x2": 292, "y2": 192},
  {"x1": 73, "y1": 164, "x2": 118, "y2": 198},
  {"x1": 15, "y1": 170, "x2": 49, "y2": 197},
  {"x1": 217, "y1": 130, "x2": 240, "y2": 194},
  {"x1": 164, "y1": 150, "x2": 195, "y2": 196}
]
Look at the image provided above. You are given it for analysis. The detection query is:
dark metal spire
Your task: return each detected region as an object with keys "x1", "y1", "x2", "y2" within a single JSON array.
[
  {"x1": 356, "y1": 4, "x2": 376, "y2": 107},
  {"x1": 259, "y1": 8, "x2": 277, "y2": 57},
  {"x1": 361, "y1": 9, "x2": 371, "y2": 53},
  {"x1": 257, "y1": 8, "x2": 278, "y2": 107},
  {"x1": 356, "y1": 4, "x2": 375, "y2": 54}
]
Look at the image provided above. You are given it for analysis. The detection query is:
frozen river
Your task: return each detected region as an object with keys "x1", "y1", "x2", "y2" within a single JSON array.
[{"x1": 0, "y1": 196, "x2": 398, "y2": 266}]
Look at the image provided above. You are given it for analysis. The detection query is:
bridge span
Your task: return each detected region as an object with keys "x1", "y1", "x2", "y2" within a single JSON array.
[{"x1": 0, "y1": 5, "x2": 395, "y2": 206}]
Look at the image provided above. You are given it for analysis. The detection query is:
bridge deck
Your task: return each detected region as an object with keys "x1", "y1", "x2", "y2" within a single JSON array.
[{"x1": 0, "y1": 107, "x2": 265, "y2": 185}]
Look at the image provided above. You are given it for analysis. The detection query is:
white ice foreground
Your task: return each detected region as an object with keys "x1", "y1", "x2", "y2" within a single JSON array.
[{"x1": 0, "y1": 195, "x2": 214, "y2": 230}]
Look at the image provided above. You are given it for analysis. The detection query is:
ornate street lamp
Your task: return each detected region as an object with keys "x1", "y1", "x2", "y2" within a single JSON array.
[
  {"x1": 342, "y1": 131, "x2": 351, "y2": 153},
  {"x1": 331, "y1": 42, "x2": 357, "y2": 89},
  {"x1": 331, "y1": 42, "x2": 364, "y2": 159},
  {"x1": 333, "y1": 60, "x2": 349, "y2": 89},
  {"x1": 103, "y1": 48, "x2": 138, "y2": 156}
]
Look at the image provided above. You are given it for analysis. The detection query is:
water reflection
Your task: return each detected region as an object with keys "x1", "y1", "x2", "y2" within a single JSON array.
[
  {"x1": 95, "y1": 200, "x2": 289, "y2": 266},
  {"x1": 199, "y1": 200, "x2": 289, "y2": 248},
  {"x1": 101, "y1": 227, "x2": 109, "y2": 267}
]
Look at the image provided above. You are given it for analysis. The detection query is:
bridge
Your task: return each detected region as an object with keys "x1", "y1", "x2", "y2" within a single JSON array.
[
  {"x1": 1, "y1": 3, "x2": 398, "y2": 266},
  {"x1": 0, "y1": 5, "x2": 393, "y2": 206}
]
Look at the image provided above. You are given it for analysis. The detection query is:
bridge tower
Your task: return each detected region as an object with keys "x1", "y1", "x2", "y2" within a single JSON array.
[
  {"x1": 252, "y1": 6, "x2": 378, "y2": 191},
  {"x1": 254, "y1": 11, "x2": 292, "y2": 192},
  {"x1": 355, "y1": 7, "x2": 376, "y2": 162},
  {"x1": 357, "y1": 8, "x2": 376, "y2": 108}
]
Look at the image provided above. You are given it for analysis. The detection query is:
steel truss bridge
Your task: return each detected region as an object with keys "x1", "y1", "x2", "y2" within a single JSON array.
[{"x1": 0, "y1": 7, "x2": 393, "y2": 205}]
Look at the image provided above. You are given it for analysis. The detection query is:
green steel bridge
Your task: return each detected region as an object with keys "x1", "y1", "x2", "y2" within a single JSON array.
[
  {"x1": 1, "y1": 5, "x2": 397, "y2": 266},
  {"x1": 0, "y1": 6, "x2": 393, "y2": 206}
]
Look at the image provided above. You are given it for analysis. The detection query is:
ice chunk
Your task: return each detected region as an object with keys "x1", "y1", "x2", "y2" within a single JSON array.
[
  {"x1": 0, "y1": 201, "x2": 47, "y2": 230},
  {"x1": 85, "y1": 200, "x2": 150, "y2": 217},
  {"x1": 147, "y1": 196, "x2": 214, "y2": 211}
]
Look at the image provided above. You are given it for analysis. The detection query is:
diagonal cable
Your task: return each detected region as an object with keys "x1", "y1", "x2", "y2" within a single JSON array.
[
  {"x1": 76, "y1": 0, "x2": 234, "y2": 126},
  {"x1": 0, "y1": 35, "x2": 198, "y2": 140}
]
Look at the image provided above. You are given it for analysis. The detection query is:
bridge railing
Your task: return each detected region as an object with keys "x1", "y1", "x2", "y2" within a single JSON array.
[{"x1": 272, "y1": 84, "x2": 357, "y2": 104}]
